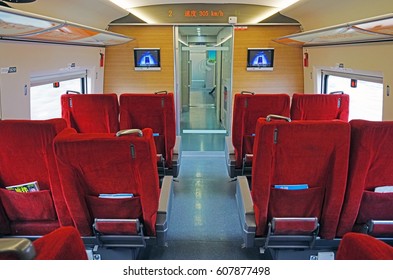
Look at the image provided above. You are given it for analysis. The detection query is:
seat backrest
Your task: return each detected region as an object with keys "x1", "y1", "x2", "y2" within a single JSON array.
[
  {"x1": 336, "y1": 232, "x2": 393, "y2": 260},
  {"x1": 290, "y1": 93, "x2": 349, "y2": 121},
  {"x1": 337, "y1": 120, "x2": 393, "y2": 237},
  {"x1": 251, "y1": 118, "x2": 350, "y2": 239},
  {"x1": 0, "y1": 119, "x2": 73, "y2": 236},
  {"x1": 33, "y1": 226, "x2": 88, "y2": 260},
  {"x1": 54, "y1": 128, "x2": 160, "y2": 237},
  {"x1": 61, "y1": 93, "x2": 120, "y2": 133},
  {"x1": 231, "y1": 93, "x2": 291, "y2": 168},
  {"x1": 119, "y1": 92, "x2": 176, "y2": 168}
]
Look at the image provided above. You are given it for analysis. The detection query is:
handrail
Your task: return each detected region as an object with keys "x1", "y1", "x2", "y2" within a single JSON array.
[
  {"x1": 116, "y1": 129, "x2": 143, "y2": 137},
  {"x1": 155, "y1": 90, "x2": 168, "y2": 95},
  {"x1": 66, "y1": 90, "x2": 81, "y2": 94},
  {"x1": 241, "y1": 91, "x2": 255, "y2": 95},
  {"x1": 266, "y1": 114, "x2": 292, "y2": 122}
]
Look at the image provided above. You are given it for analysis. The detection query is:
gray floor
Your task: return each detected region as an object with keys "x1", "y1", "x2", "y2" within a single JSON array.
[
  {"x1": 138, "y1": 152, "x2": 265, "y2": 260},
  {"x1": 138, "y1": 89, "x2": 266, "y2": 260}
]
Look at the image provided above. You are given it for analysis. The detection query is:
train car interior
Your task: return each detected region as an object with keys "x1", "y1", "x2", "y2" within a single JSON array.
[{"x1": 0, "y1": 0, "x2": 393, "y2": 262}]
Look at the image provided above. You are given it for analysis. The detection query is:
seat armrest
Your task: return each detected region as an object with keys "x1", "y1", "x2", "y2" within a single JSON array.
[
  {"x1": 225, "y1": 136, "x2": 235, "y2": 155},
  {"x1": 156, "y1": 175, "x2": 174, "y2": 246},
  {"x1": 173, "y1": 136, "x2": 181, "y2": 155},
  {"x1": 158, "y1": 176, "x2": 174, "y2": 214},
  {"x1": 0, "y1": 238, "x2": 36, "y2": 260},
  {"x1": 170, "y1": 136, "x2": 181, "y2": 177},
  {"x1": 225, "y1": 136, "x2": 238, "y2": 177},
  {"x1": 237, "y1": 176, "x2": 254, "y2": 216},
  {"x1": 235, "y1": 176, "x2": 256, "y2": 248}
]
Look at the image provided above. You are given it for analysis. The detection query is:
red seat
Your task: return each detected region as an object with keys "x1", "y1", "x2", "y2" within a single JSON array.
[
  {"x1": 337, "y1": 120, "x2": 393, "y2": 237},
  {"x1": 61, "y1": 93, "x2": 120, "y2": 133},
  {"x1": 53, "y1": 128, "x2": 173, "y2": 251},
  {"x1": 226, "y1": 92, "x2": 290, "y2": 177},
  {"x1": 33, "y1": 226, "x2": 87, "y2": 260},
  {"x1": 119, "y1": 92, "x2": 180, "y2": 176},
  {"x1": 290, "y1": 93, "x2": 349, "y2": 121},
  {"x1": 336, "y1": 232, "x2": 393, "y2": 260},
  {"x1": 0, "y1": 226, "x2": 87, "y2": 260},
  {"x1": 0, "y1": 119, "x2": 73, "y2": 236},
  {"x1": 236, "y1": 118, "x2": 350, "y2": 250}
]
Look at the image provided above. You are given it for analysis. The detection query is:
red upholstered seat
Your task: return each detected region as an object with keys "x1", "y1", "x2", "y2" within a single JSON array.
[
  {"x1": 0, "y1": 226, "x2": 88, "y2": 260},
  {"x1": 290, "y1": 93, "x2": 349, "y2": 121},
  {"x1": 251, "y1": 118, "x2": 350, "y2": 239},
  {"x1": 336, "y1": 232, "x2": 393, "y2": 260},
  {"x1": 119, "y1": 92, "x2": 180, "y2": 176},
  {"x1": 33, "y1": 226, "x2": 87, "y2": 260},
  {"x1": 53, "y1": 128, "x2": 162, "y2": 238},
  {"x1": 229, "y1": 92, "x2": 291, "y2": 172},
  {"x1": 61, "y1": 93, "x2": 120, "y2": 133},
  {"x1": 0, "y1": 119, "x2": 73, "y2": 236},
  {"x1": 337, "y1": 120, "x2": 393, "y2": 237}
]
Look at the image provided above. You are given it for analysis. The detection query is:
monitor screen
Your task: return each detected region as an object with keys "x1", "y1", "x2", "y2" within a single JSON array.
[
  {"x1": 134, "y1": 48, "x2": 161, "y2": 71},
  {"x1": 247, "y1": 48, "x2": 274, "y2": 71}
]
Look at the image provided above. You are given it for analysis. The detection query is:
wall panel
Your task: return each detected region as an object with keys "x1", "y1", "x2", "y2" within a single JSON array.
[
  {"x1": 105, "y1": 26, "x2": 175, "y2": 94},
  {"x1": 232, "y1": 25, "x2": 303, "y2": 95}
]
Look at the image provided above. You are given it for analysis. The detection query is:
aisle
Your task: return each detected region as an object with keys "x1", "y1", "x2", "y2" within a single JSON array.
[{"x1": 138, "y1": 151, "x2": 264, "y2": 260}]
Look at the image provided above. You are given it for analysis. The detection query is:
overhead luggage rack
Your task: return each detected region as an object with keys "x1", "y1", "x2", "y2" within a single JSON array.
[
  {"x1": 275, "y1": 13, "x2": 393, "y2": 46},
  {"x1": 0, "y1": 6, "x2": 133, "y2": 46}
]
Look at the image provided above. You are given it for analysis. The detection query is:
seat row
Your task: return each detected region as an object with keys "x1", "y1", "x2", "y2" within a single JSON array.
[
  {"x1": 226, "y1": 91, "x2": 350, "y2": 178},
  {"x1": 3, "y1": 228, "x2": 393, "y2": 260},
  {"x1": 3, "y1": 228, "x2": 392, "y2": 260},
  {"x1": 0, "y1": 119, "x2": 173, "y2": 259},
  {"x1": 1, "y1": 118, "x2": 392, "y2": 259},
  {"x1": 236, "y1": 118, "x2": 393, "y2": 258},
  {"x1": 63, "y1": 91, "x2": 345, "y2": 180},
  {"x1": 61, "y1": 91, "x2": 181, "y2": 177}
]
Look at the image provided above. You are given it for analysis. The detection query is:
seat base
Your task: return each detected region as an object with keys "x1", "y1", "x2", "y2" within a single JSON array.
[{"x1": 86, "y1": 245, "x2": 142, "y2": 260}]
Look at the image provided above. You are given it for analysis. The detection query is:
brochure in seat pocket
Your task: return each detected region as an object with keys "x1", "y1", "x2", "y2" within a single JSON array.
[
  {"x1": 374, "y1": 186, "x2": 393, "y2": 193},
  {"x1": 274, "y1": 184, "x2": 309, "y2": 190},
  {"x1": 99, "y1": 193, "x2": 134, "y2": 198}
]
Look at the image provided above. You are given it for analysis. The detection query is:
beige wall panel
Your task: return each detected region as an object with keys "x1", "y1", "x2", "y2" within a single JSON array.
[
  {"x1": 232, "y1": 25, "x2": 303, "y2": 95},
  {"x1": 105, "y1": 26, "x2": 174, "y2": 94}
]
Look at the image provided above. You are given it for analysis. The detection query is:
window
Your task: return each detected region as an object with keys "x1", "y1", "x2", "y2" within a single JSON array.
[
  {"x1": 322, "y1": 70, "x2": 383, "y2": 121},
  {"x1": 30, "y1": 70, "x2": 87, "y2": 120}
]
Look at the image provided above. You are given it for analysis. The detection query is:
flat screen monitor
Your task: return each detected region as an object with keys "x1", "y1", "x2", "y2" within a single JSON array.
[
  {"x1": 134, "y1": 48, "x2": 161, "y2": 71},
  {"x1": 247, "y1": 48, "x2": 274, "y2": 71}
]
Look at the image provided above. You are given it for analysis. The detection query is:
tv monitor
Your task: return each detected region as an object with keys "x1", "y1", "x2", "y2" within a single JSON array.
[
  {"x1": 247, "y1": 48, "x2": 274, "y2": 71},
  {"x1": 134, "y1": 48, "x2": 161, "y2": 71}
]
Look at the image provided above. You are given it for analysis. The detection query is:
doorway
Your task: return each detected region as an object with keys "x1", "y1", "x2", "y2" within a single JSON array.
[{"x1": 175, "y1": 26, "x2": 233, "y2": 151}]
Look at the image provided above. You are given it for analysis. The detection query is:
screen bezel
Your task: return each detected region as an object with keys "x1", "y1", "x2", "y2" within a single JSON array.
[
  {"x1": 133, "y1": 48, "x2": 161, "y2": 71},
  {"x1": 246, "y1": 48, "x2": 274, "y2": 71}
]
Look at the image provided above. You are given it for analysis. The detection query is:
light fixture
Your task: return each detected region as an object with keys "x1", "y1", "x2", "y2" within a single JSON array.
[
  {"x1": 251, "y1": 0, "x2": 300, "y2": 23},
  {"x1": 0, "y1": 0, "x2": 35, "y2": 6},
  {"x1": 2, "y1": 0, "x2": 36, "y2": 2},
  {"x1": 109, "y1": 0, "x2": 301, "y2": 24}
]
